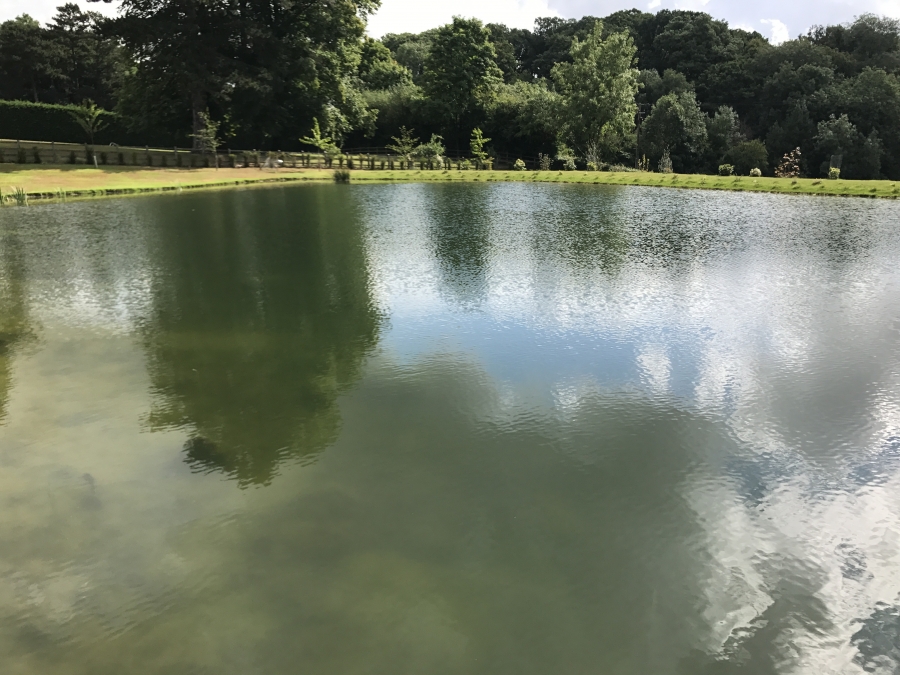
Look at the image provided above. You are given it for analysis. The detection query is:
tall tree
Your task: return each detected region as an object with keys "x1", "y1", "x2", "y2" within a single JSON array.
[
  {"x1": 552, "y1": 21, "x2": 640, "y2": 163},
  {"x1": 422, "y1": 17, "x2": 503, "y2": 148},
  {"x1": 105, "y1": 0, "x2": 379, "y2": 148},
  {"x1": 0, "y1": 15, "x2": 57, "y2": 102}
]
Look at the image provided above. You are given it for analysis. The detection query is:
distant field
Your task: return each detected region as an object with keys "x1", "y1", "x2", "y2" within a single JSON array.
[{"x1": 1, "y1": 164, "x2": 898, "y2": 201}]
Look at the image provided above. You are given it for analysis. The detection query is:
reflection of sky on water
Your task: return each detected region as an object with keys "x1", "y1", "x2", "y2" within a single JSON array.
[
  {"x1": 361, "y1": 182, "x2": 900, "y2": 673},
  {"x1": 1, "y1": 183, "x2": 900, "y2": 673}
]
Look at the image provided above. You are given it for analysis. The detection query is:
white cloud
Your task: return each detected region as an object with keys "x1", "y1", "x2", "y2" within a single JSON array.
[
  {"x1": 365, "y1": 0, "x2": 559, "y2": 37},
  {"x1": 648, "y1": 0, "x2": 662, "y2": 9},
  {"x1": 760, "y1": 18, "x2": 790, "y2": 45}
]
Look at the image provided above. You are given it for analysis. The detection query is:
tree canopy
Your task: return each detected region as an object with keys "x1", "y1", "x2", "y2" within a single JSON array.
[{"x1": 0, "y1": 5, "x2": 898, "y2": 177}]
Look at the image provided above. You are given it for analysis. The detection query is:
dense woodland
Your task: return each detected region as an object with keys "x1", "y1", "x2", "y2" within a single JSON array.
[{"x1": 1, "y1": 1, "x2": 899, "y2": 178}]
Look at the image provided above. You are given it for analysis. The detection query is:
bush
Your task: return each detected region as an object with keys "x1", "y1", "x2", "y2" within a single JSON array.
[
  {"x1": 725, "y1": 140, "x2": 769, "y2": 177},
  {"x1": 68, "y1": 150, "x2": 77, "y2": 164},
  {"x1": 100, "y1": 151, "x2": 108, "y2": 165},
  {"x1": 16, "y1": 148, "x2": 26, "y2": 164},
  {"x1": 0, "y1": 99, "x2": 176, "y2": 146},
  {"x1": 514, "y1": 158, "x2": 526, "y2": 171},
  {"x1": 750, "y1": 167, "x2": 762, "y2": 177},
  {"x1": 658, "y1": 150, "x2": 673, "y2": 173},
  {"x1": 829, "y1": 167, "x2": 841, "y2": 180},
  {"x1": 333, "y1": 169, "x2": 350, "y2": 183},
  {"x1": 31, "y1": 147, "x2": 41, "y2": 164},
  {"x1": 718, "y1": 164, "x2": 734, "y2": 176}
]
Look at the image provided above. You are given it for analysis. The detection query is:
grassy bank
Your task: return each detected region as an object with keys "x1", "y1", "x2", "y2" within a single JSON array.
[{"x1": 1, "y1": 164, "x2": 899, "y2": 202}]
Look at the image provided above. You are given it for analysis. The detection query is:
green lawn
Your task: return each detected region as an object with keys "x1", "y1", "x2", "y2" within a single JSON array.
[{"x1": 1, "y1": 164, "x2": 898, "y2": 202}]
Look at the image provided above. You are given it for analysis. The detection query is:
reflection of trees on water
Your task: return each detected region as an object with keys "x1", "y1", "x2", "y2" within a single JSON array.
[
  {"x1": 852, "y1": 600, "x2": 900, "y2": 672},
  {"x1": 425, "y1": 185, "x2": 493, "y2": 306},
  {"x1": 142, "y1": 188, "x2": 381, "y2": 486},
  {"x1": 0, "y1": 233, "x2": 31, "y2": 424}
]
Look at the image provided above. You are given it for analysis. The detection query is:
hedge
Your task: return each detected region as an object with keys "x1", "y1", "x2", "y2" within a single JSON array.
[{"x1": 0, "y1": 99, "x2": 178, "y2": 147}]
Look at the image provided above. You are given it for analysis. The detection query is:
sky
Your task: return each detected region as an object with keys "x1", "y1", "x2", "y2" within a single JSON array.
[{"x1": 2, "y1": 0, "x2": 899, "y2": 46}]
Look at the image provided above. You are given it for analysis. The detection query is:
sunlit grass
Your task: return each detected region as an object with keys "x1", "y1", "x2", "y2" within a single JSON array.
[{"x1": 2, "y1": 164, "x2": 898, "y2": 202}]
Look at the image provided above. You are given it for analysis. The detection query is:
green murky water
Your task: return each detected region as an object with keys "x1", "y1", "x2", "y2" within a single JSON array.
[{"x1": 1, "y1": 183, "x2": 899, "y2": 674}]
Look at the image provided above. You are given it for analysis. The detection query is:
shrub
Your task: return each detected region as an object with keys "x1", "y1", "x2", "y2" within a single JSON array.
[
  {"x1": 775, "y1": 147, "x2": 802, "y2": 178},
  {"x1": 31, "y1": 147, "x2": 41, "y2": 164},
  {"x1": 538, "y1": 153, "x2": 552, "y2": 171},
  {"x1": 460, "y1": 159, "x2": 472, "y2": 170},
  {"x1": 333, "y1": 169, "x2": 350, "y2": 183},
  {"x1": 68, "y1": 150, "x2": 77, "y2": 164},
  {"x1": 100, "y1": 151, "x2": 108, "y2": 165},
  {"x1": 726, "y1": 140, "x2": 769, "y2": 177},
  {"x1": 750, "y1": 167, "x2": 762, "y2": 177},
  {"x1": 658, "y1": 150, "x2": 673, "y2": 173},
  {"x1": 16, "y1": 148, "x2": 26, "y2": 164},
  {"x1": 718, "y1": 164, "x2": 734, "y2": 176},
  {"x1": 514, "y1": 159, "x2": 527, "y2": 171},
  {"x1": 829, "y1": 167, "x2": 841, "y2": 180}
]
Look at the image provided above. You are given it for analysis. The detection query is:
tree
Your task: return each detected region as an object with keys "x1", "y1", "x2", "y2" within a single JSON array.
[
  {"x1": 357, "y1": 38, "x2": 413, "y2": 90},
  {"x1": 725, "y1": 140, "x2": 768, "y2": 175},
  {"x1": 470, "y1": 128, "x2": 490, "y2": 161},
  {"x1": 551, "y1": 21, "x2": 640, "y2": 164},
  {"x1": 641, "y1": 91, "x2": 708, "y2": 172},
  {"x1": 192, "y1": 111, "x2": 221, "y2": 168},
  {"x1": 423, "y1": 17, "x2": 503, "y2": 147},
  {"x1": 813, "y1": 114, "x2": 882, "y2": 179},
  {"x1": 68, "y1": 98, "x2": 107, "y2": 145},
  {"x1": 0, "y1": 15, "x2": 57, "y2": 102},
  {"x1": 705, "y1": 105, "x2": 743, "y2": 166},
  {"x1": 300, "y1": 118, "x2": 338, "y2": 155},
  {"x1": 385, "y1": 126, "x2": 419, "y2": 160},
  {"x1": 108, "y1": 0, "x2": 380, "y2": 149}
]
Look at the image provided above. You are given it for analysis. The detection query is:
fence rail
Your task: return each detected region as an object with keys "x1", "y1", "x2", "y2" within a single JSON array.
[{"x1": 0, "y1": 139, "x2": 540, "y2": 170}]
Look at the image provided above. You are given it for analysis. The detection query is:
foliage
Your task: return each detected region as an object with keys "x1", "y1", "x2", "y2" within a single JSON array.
[
  {"x1": 422, "y1": 17, "x2": 503, "y2": 145},
  {"x1": 829, "y1": 167, "x2": 841, "y2": 179},
  {"x1": 386, "y1": 125, "x2": 419, "y2": 159},
  {"x1": 813, "y1": 114, "x2": 882, "y2": 179},
  {"x1": 641, "y1": 91, "x2": 708, "y2": 172},
  {"x1": 514, "y1": 158, "x2": 526, "y2": 171},
  {"x1": 775, "y1": 147, "x2": 802, "y2": 178},
  {"x1": 725, "y1": 140, "x2": 769, "y2": 176},
  {"x1": 551, "y1": 21, "x2": 639, "y2": 163},
  {"x1": 470, "y1": 128, "x2": 491, "y2": 161},
  {"x1": 67, "y1": 99, "x2": 108, "y2": 144},
  {"x1": 538, "y1": 153, "x2": 552, "y2": 171},
  {"x1": 749, "y1": 167, "x2": 762, "y2": 177},
  {"x1": 718, "y1": 164, "x2": 734, "y2": 176},
  {"x1": 333, "y1": 169, "x2": 351, "y2": 183},
  {"x1": 658, "y1": 149, "x2": 673, "y2": 173},
  {"x1": 413, "y1": 134, "x2": 445, "y2": 160},
  {"x1": 300, "y1": 118, "x2": 338, "y2": 153}
]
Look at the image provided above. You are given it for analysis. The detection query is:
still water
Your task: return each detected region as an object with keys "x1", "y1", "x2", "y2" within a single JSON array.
[{"x1": 0, "y1": 183, "x2": 899, "y2": 674}]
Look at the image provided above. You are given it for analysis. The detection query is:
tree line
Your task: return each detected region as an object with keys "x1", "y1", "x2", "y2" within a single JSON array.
[{"x1": 0, "y1": 2, "x2": 898, "y2": 178}]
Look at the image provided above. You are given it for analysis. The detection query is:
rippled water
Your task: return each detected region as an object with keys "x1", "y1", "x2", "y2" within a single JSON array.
[{"x1": 1, "y1": 183, "x2": 899, "y2": 674}]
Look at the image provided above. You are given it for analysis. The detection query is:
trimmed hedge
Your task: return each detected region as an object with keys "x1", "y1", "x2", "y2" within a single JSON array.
[{"x1": 0, "y1": 99, "x2": 177, "y2": 147}]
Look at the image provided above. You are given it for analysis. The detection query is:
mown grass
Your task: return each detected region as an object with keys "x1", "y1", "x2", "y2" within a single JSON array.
[{"x1": 1, "y1": 164, "x2": 899, "y2": 202}]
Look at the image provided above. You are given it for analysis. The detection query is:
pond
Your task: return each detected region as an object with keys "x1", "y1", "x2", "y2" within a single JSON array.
[{"x1": 0, "y1": 183, "x2": 899, "y2": 674}]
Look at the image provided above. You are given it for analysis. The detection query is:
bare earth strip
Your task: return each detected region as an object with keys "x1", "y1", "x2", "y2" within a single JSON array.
[{"x1": 1, "y1": 165, "x2": 899, "y2": 202}]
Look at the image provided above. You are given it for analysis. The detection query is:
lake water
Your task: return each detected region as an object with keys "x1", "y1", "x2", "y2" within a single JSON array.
[{"x1": 1, "y1": 183, "x2": 899, "y2": 674}]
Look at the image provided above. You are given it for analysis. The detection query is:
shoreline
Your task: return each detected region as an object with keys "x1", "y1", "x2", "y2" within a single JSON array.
[{"x1": 1, "y1": 165, "x2": 898, "y2": 203}]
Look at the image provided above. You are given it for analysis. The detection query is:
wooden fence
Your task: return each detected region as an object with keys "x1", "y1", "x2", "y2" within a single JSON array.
[{"x1": 0, "y1": 139, "x2": 527, "y2": 170}]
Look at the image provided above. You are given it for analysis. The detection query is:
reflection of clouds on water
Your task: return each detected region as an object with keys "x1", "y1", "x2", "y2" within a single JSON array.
[{"x1": 361, "y1": 183, "x2": 900, "y2": 673}]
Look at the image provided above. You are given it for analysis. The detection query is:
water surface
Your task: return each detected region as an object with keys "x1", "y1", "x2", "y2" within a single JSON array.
[{"x1": 1, "y1": 183, "x2": 899, "y2": 674}]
